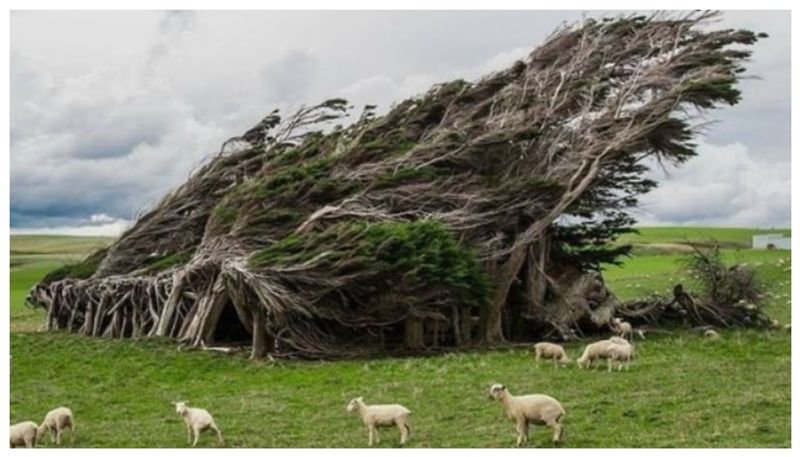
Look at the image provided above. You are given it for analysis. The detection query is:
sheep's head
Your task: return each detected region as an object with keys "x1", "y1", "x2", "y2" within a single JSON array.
[
  {"x1": 488, "y1": 384, "x2": 507, "y2": 401},
  {"x1": 576, "y1": 356, "x2": 588, "y2": 369},
  {"x1": 346, "y1": 397, "x2": 363, "y2": 413},
  {"x1": 174, "y1": 401, "x2": 189, "y2": 415}
]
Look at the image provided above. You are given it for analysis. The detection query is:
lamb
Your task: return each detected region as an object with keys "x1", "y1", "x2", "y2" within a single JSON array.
[
  {"x1": 174, "y1": 401, "x2": 224, "y2": 447},
  {"x1": 10, "y1": 421, "x2": 39, "y2": 448},
  {"x1": 38, "y1": 406, "x2": 75, "y2": 445},
  {"x1": 610, "y1": 318, "x2": 633, "y2": 340},
  {"x1": 346, "y1": 397, "x2": 411, "y2": 446},
  {"x1": 487, "y1": 384, "x2": 565, "y2": 447},
  {"x1": 576, "y1": 339, "x2": 617, "y2": 369},
  {"x1": 606, "y1": 342, "x2": 635, "y2": 371},
  {"x1": 533, "y1": 342, "x2": 570, "y2": 367}
]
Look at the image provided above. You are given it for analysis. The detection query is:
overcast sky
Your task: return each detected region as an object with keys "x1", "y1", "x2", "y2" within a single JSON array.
[{"x1": 10, "y1": 10, "x2": 791, "y2": 236}]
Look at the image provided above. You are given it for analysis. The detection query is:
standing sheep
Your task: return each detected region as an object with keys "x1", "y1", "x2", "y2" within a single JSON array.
[
  {"x1": 487, "y1": 384, "x2": 565, "y2": 447},
  {"x1": 38, "y1": 406, "x2": 75, "y2": 445},
  {"x1": 10, "y1": 421, "x2": 39, "y2": 448},
  {"x1": 576, "y1": 340, "x2": 616, "y2": 369},
  {"x1": 610, "y1": 318, "x2": 633, "y2": 340},
  {"x1": 174, "y1": 401, "x2": 224, "y2": 447},
  {"x1": 606, "y1": 342, "x2": 635, "y2": 372},
  {"x1": 533, "y1": 342, "x2": 570, "y2": 367},
  {"x1": 346, "y1": 397, "x2": 411, "y2": 446}
]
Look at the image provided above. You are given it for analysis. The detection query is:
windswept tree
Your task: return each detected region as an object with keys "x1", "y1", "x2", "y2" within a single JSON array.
[{"x1": 29, "y1": 12, "x2": 766, "y2": 358}]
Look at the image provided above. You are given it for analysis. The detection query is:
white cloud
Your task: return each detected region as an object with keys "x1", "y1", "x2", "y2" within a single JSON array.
[
  {"x1": 636, "y1": 142, "x2": 790, "y2": 228},
  {"x1": 11, "y1": 214, "x2": 130, "y2": 237}
]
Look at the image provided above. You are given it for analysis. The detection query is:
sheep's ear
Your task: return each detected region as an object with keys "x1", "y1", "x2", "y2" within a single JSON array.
[
  {"x1": 357, "y1": 396, "x2": 363, "y2": 401},
  {"x1": 500, "y1": 384, "x2": 506, "y2": 390}
]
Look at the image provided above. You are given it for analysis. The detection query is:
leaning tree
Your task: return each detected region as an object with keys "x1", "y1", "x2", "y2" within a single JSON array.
[{"x1": 29, "y1": 12, "x2": 767, "y2": 358}]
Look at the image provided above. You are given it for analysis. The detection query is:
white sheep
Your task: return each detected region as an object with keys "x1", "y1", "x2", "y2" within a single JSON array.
[
  {"x1": 606, "y1": 342, "x2": 635, "y2": 371},
  {"x1": 576, "y1": 339, "x2": 617, "y2": 369},
  {"x1": 610, "y1": 318, "x2": 633, "y2": 340},
  {"x1": 704, "y1": 329, "x2": 721, "y2": 340},
  {"x1": 174, "y1": 401, "x2": 224, "y2": 447},
  {"x1": 346, "y1": 397, "x2": 411, "y2": 446},
  {"x1": 607, "y1": 336, "x2": 630, "y2": 346},
  {"x1": 38, "y1": 406, "x2": 75, "y2": 445},
  {"x1": 487, "y1": 384, "x2": 565, "y2": 447},
  {"x1": 10, "y1": 421, "x2": 39, "y2": 448},
  {"x1": 533, "y1": 342, "x2": 570, "y2": 367}
]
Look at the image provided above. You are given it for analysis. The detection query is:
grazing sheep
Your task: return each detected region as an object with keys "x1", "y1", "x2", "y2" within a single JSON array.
[
  {"x1": 607, "y1": 336, "x2": 630, "y2": 346},
  {"x1": 606, "y1": 342, "x2": 635, "y2": 371},
  {"x1": 610, "y1": 318, "x2": 633, "y2": 340},
  {"x1": 10, "y1": 421, "x2": 39, "y2": 448},
  {"x1": 576, "y1": 340, "x2": 616, "y2": 369},
  {"x1": 39, "y1": 407, "x2": 75, "y2": 445},
  {"x1": 347, "y1": 397, "x2": 411, "y2": 446},
  {"x1": 487, "y1": 384, "x2": 565, "y2": 447},
  {"x1": 174, "y1": 401, "x2": 224, "y2": 447},
  {"x1": 784, "y1": 324, "x2": 791, "y2": 333},
  {"x1": 533, "y1": 342, "x2": 570, "y2": 367},
  {"x1": 704, "y1": 329, "x2": 721, "y2": 340}
]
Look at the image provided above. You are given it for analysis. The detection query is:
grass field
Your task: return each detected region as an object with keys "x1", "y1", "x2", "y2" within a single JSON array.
[{"x1": 8, "y1": 230, "x2": 791, "y2": 448}]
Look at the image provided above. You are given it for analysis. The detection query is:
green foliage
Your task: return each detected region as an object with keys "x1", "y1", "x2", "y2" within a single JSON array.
[
  {"x1": 40, "y1": 250, "x2": 105, "y2": 284},
  {"x1": 143, "y1": 248, "x2": 197, "y2": 273},
  {"x1": 372, "y1": 166, "x2": 445, "y2": 190},
  {"x1": 207, "y1": 203, "x2": 239, "y2": 236},
  {"x1": 250, "y1": 220, "x2": 489, "y2": 306}
]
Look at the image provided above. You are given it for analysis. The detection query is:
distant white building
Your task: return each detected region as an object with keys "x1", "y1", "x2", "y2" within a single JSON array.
[{"x1": 752, "y1": 233, "x2": 791, "y2": 250}]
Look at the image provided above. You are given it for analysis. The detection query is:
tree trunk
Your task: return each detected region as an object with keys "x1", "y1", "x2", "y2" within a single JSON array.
[
  {"x1": 156, "y1": 270, "x2": 186, "y2": 336},
  {"x1": 405, "y1": 314, "x2": 425, "y2": 350},
  {"x1": 250, "y1": 306, "x2": 269, "y2": 360},
  {"x1": 483, "y1": 246, "x2": 528, "y2": 344},
  {"x1": 525, "y1": 236, "x2": 550, "y2": 315}
]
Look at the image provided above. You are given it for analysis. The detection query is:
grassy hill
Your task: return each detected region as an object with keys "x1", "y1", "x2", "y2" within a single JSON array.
[{"x1": 8, "y1": 230, "x2": 791, "y2": 447}]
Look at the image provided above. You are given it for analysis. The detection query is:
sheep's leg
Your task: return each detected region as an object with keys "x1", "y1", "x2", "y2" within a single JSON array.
[
  {"x1": 374, "y1": 427, "x2": 381, "y2": 444},
  {"x1": 397, "y1": 421, "x2": 409, "y2": 445},
  {"x1": 211, "y1": 422, "x2": 224, "y2": 445},
  {"x1": 548, "y1": 419, "x2": 564, "y2": 444},
  {"x1": 515, "y1": 419, "x2": 528, "y2": 447},
  {"x1": 368, "y1": 426, "x2": 375, "y2": 446},
  {"x1": 186, "y1": 425, "x2": 193, "y2": 445},
  {"x1": 50, "y1": 427, "x2": 58, "y2": 444},
  {"x1": 25, "y1": 436, "x2": 34, "y2": 448},
  {"x1": 192, "y1": 425, "x2": 201, "y2": 447},
  {"x1": 607, "y1": 358, "x2": 613, "y2": 372}
]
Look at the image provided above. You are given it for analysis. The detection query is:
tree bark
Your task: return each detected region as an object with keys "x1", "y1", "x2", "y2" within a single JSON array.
[
  {"x1": 525, "y1": 236, "x2": 550, "y2": 315},
  {"x1": 250, "y1": 306, "x2": 269, "y2": 360},
  {"x1": 156, "y1": 270, "x2": 187, "y2": 337},
  {"x1": 483, "y1": 246, "x2": 528, "y2": 344},
  {"x1": 405, "y1": 314, "x2": 425, "y2": 350}
]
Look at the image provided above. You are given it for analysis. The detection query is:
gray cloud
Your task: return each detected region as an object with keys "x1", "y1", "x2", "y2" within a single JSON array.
[
  {"x1": 259, "y1": 50, "x2": 318, "y2": 103},
  {"x1": 10, "y1": 11, "x2": 791, "y2": 235},
  {"x1": 147, "y1": 11, "x2": 196, "y2": 71}
]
